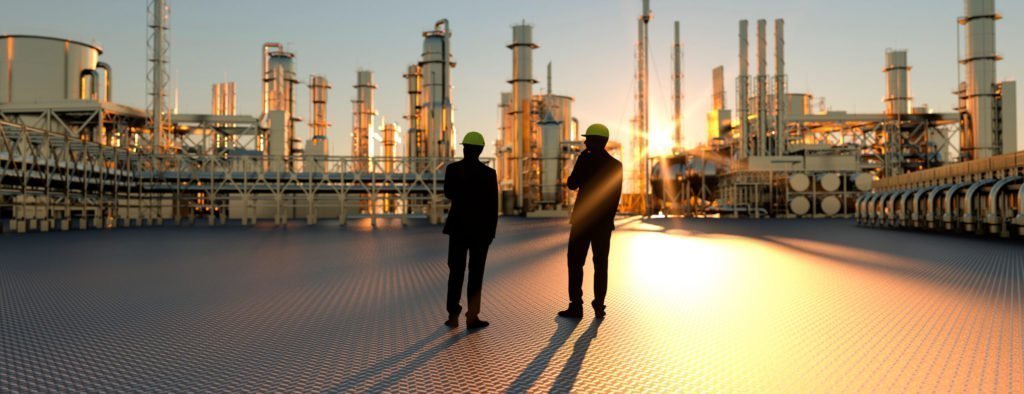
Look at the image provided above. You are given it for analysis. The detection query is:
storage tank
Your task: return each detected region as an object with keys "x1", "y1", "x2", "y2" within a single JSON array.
[
  {"x1": 786, "y1": 93, "x2": 812, "y2": 116},
  {"x1": 788, "y1": 173, "x2": 810, "y2": 192},
  {"x1": 851, "y1": 173, "x2": 873, "y2": 191},
  {"x1": 541, "y1": 94, "x2": 574, "y2": 142},
  {"x1": 0, "y1": 35, "x2": 104, "y2": 104},
  {"x1": 789, "y1": 196, "x2": 811, "y2": 216},
  {"x1": 818, "y1": 173, "x2": 842, "y2": 192},
  {"x1": 819, "y1": 195, "x2": 842, "y2": 216}
]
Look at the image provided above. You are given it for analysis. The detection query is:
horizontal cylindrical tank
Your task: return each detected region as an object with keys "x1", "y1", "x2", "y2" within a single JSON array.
[
  {"x1": 0, "y1": 35, "x2": 103, "y2": 104},
  {"x1": 788, "y1": 173, "x2": 810, "y2": 192},
  {"x1": 851, "y1": 173, "x2": 873, "y2": 191},
  {"x1": 818, "y1": 173, "x2": 841, "y2": 192},
  {"x1": 820, "y1": 195, "x2": 842, "y2": 216},
  {"x1": 789, "y1": 196, "x2": 811, "y2": 215}
]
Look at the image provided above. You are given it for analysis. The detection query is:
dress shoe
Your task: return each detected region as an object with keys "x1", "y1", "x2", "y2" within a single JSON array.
[
  {"x1": 444, "y1": 316, "x2": 458, "y2": 328},
  {"x1": 557, "y1": 306, "x2": 583, "y2": 319},
  {"x1": 466, "y1": 319, "x2": 490, "y2": 330}
]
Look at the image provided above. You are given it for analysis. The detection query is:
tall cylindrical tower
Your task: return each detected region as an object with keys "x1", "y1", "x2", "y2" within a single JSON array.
[
  {"x1": 352, "y1": 70, "x2": 376, "y2": 161},
  {"x1": 737, "y1": 20, "x2": 749, "y2": 159},
  {"x1": 509, "y1": 22, "x2": 537, "y2": 209},
  {"x1": 403, "y1": 64, "x2": 423, "y2": 158},
  {"x1": 961, "y1": 0, "x2": 1000, "y2": 159},
  {"x1": 420, "y1": 20, "x2": 455, "y2": 159},
  {"x1": 883, "y1": 50, "x2": 911, "y2": 116}
]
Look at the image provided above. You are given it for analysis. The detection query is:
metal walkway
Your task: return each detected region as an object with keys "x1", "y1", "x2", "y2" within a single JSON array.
[{"x1": 1, "y1": 218, "x2": 1022, "y2": 391}]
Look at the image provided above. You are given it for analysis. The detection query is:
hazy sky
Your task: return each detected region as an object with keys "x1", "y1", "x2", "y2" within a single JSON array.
[{"x1": 2, "y1": 0, "x2": 1022, "y2": 155}]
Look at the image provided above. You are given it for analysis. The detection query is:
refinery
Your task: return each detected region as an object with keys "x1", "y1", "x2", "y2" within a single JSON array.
[{"x1": 1, "y1": 0, "x2": 1023, "y2": 392}]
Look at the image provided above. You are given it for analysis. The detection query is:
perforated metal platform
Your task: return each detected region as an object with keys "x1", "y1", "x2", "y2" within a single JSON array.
[{"x1": 1, "y1": 218, "x2": 1022, "y2": 392}]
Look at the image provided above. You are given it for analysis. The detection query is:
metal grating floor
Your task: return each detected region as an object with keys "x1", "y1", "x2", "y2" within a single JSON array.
[{"x1": 1, "y1": 218, "x2": 1022, "y2": 392}]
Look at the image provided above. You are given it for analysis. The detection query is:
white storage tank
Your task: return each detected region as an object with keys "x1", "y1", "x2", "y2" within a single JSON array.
[
  {"x1": 818, "y1": 173, "x2": 842, "y2": 192},
  {"x1": 0, "y1": 35, "x2": 103, "y2": 104},
  {"x1": 788, "y1": 173, "x2": 810, "y2": 192},
  {"x1": 819, "y1": 195, "x2": 842, "y2": 216},
  {"x1": 851, "y1": 173, "x2": 873, "y2": 192},
  {"x1": 789, "y1": 196, "x2": 811, "y2": 216}
]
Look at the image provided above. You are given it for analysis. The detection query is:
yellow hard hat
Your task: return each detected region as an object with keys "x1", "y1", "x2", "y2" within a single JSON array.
[
  {"x1": 582, "y1": 123, "x2": 610, "y2": 138},
  {"x1": 461, "y1": 131, "x2": 486, "y2": 147}
]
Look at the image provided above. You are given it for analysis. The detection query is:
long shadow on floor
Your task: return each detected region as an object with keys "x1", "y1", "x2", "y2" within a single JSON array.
[
  {"x1": 506, "y1": 317, "x2": 580, "y2": 393},
  {"x1": 330, "y1": 326, "x2": 461, "y2": 392},
  {"x1": 550, "y1": 319, "x2": 602, "y2": 393}
]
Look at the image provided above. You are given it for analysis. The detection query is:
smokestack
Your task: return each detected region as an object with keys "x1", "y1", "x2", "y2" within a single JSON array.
[
  {"x1": 403, "y1": 65, "x2": 423, "y2": 158},
  {"x1": 774, "y1": 19, "x2": 785, "y2": 156},
  {"x1": 757, "y1": 19, "x2": 767, "y2": 156},
  {"x1": 352, "y1": 70, "x2": 376, "y2": 164},
  {"x1": 547, "y1": 61, "x2": 552, "y2": 95},
  {"x1": 673, "y1": 20, "x2": 683, "y2": 149},
  {"x1": 738, "y1": 20, "x2": 749, "y2": 159},
  {"x1": 712, "y1": 66, "x2": 725, "y2": 111}
]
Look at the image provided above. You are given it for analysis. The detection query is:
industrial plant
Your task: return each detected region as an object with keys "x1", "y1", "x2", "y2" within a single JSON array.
[
  {"x1": 0, "y1": 0, "x2": 1015, "y2": 236},
  {"x1": 3, "y1": 0, "x2": 1024, "y2": 392}
]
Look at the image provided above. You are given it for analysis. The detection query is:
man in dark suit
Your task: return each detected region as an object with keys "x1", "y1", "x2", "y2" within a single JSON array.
[
  {"x1": 443, "y1": 131, "x2": 498, "y2": 330},
  {"x1": 559, "y1": 124, "x2": 623, "y2": 319}
]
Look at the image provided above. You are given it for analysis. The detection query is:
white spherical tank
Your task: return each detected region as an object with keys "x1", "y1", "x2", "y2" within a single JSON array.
[
  {"x1": 820, "y1": 196, "x2": 842, "y2": 216},
  {"x1": 0, "y1": 35, "x2": 102, "y2": 104},
  {"x1": 789, "y1": 196, "x2": 811, "y2": 215},
  {"x1": 788, "y1": 173, "x2": 810, "y2": 192},
  {"x1": 819, "y1": 173, "x2": 841, "y2": 192}
]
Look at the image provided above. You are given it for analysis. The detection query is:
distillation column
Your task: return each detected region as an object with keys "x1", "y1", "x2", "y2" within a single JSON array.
[
  {"x1": 509, "y1": 22, "x2": 537, "y2": 210},
  {"x1": 211, "y1": 82, "x2": 236, "y2": 151},
  {"x1": 147, "y1": 0, "x2": 171, "y2": 153},
  {"x1": 420, "y1": 20, "x2": 455, "y2": 159},
  {"x1": 737, "y1": 20, "x2": 749, "y2": 159},
  {"x1": 756, "y1": 19, "x2": 767, "y2": 156},
  {"x1": 884, "y1": 50, "x2": 911, "y2": 116},
  {"x1": 774, "y1": 19, "x2": 785, "y2": 156},
  {"x1": 961, "y1": 0, "x2": 1000, "y2": 159},
  {"x1": 263, "y1": 45, "x2": 298, "y2": 171},
  {"x1": 305, "y1": 75, "x2": 330, "y2": 172},
  {"x1": 352, "y1": 70, "x2": 376, "y2": 170},
  {"x1": 403, "y1": 65, "x2": 424, "y2": 158}
]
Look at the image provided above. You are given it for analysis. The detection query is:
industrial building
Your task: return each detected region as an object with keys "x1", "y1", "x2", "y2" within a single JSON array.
[{"x1": 627, "y1": 0, "x2": 1017, "y2": 228}]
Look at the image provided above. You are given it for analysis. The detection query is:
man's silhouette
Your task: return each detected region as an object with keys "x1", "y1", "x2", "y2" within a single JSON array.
[
  {"x1": 559, "y1": 124, "x2": 622, "y2": 319},
  {"x1": 443, "y1": 131, "x2": 498, "y2": 330}
]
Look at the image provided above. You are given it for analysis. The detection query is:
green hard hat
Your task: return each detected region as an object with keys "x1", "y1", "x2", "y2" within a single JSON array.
[
  {"x1": 461, "y1": 131, "x2": 486, "y2": 146},
  {"x1": 583, "y1": 123, "x2": 610, "y2": 138}
]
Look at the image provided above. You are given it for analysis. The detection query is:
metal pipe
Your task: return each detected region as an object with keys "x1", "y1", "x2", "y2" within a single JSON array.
[
  {"x1": 925, "y1": 184, "x2": 954, "y2": 224},
  {"x1": 984, "y1": 175, "x2": 1021, "y2": 227},
  {"x1": 941, "y1": 182, "x2": 973, "y2": 229},
  {"x1": 79, "y1": 69, "x2": 99, "y2": 100},
  {"x1": 897, "y1": 189, "x2": 915, "y2": 226},
  {"x1": 910, "y1": 186, "x2": 937, "y2": 224},
  {"x1": 961, "y1": 178, "x2": 996, "y2": 229},
  {"x1": 885, "y1": 191, "x2": 902, "y2": 226},
  {"x1": 96, "y1": 61, "x2": 111, "y2": 102}
]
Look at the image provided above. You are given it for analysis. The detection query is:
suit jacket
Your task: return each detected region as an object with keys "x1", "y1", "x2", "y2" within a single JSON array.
[
  {"x1": 442, "y1": 159, "x2": 498, "y2": 243},
  {"x1": 568, "y1": 149, "x2": 623, "y2": 233}
]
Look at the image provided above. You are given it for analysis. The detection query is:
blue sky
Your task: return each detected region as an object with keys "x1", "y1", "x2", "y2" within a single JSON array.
[{"x1": 3, "y1": 0, "x2": 1022, "y2": 155}]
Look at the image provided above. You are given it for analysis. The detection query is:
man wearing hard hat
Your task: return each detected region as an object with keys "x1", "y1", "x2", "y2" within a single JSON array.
[
  {"x1": 442, "y1": 131, "x2": 498, "y2": 330},
  {"x1": 559, "y1": 124, "x2": 623, "y2": 320}
]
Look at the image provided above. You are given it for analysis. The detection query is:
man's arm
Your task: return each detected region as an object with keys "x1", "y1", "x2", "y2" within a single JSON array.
[
  {"x1": 567, "y1": 153, "x2": 589, "y2": 191},
  {"x1": 487, "y1": 170, "x2": 499, "y2": 239},
  {"x1": 443, "y1": 163, "x2": 459, "y2": 202}
]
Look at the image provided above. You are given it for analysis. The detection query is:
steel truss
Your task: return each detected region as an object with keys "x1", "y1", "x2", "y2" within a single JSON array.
[{"x1": 1, "y1": 120, "x2": 473, "y2": 233}]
